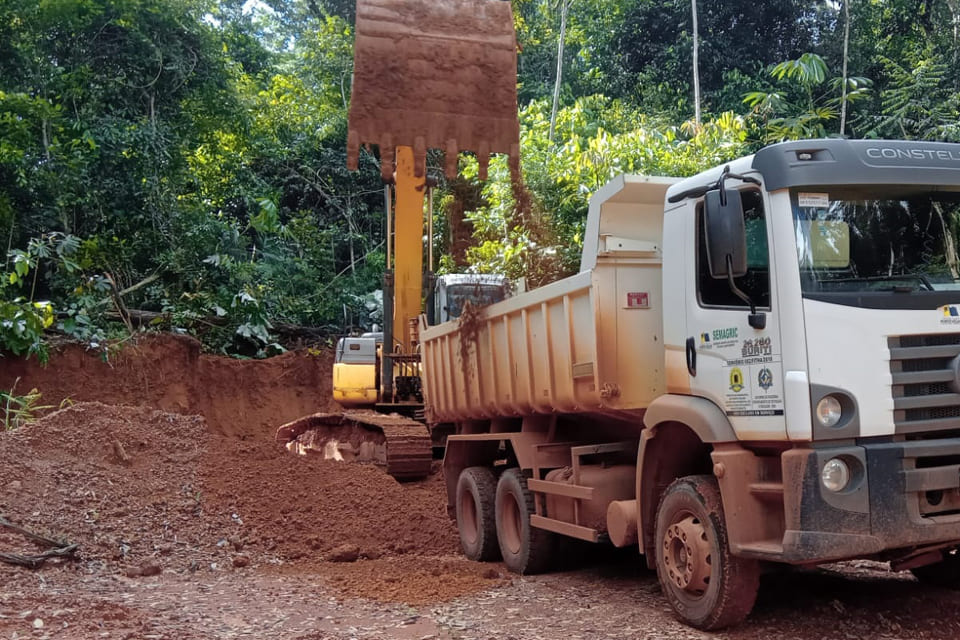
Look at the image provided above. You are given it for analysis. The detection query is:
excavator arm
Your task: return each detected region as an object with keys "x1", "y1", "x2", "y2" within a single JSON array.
[{"x1": 277, "y1": 0, "x2": 520, "y2": 480}]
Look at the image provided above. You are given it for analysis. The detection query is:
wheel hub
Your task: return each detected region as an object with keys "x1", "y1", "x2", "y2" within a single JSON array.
[{"x1": 662, "y1": 515, "x2": 712, "y2": 593}]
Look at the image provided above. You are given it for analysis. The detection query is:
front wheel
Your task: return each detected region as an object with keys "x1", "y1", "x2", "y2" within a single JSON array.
[{"x1": 654, "y1": 475, "x2": 760, "y2": 630}]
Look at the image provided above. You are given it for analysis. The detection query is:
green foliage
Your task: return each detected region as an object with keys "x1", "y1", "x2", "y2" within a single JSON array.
[
  {"x1": 744, "y1": 53, "x2": 871, "y2": 142},
  {"x1": 452, "y1": 97, "x2": 750, "y2": 281},
  {"x1": 0, "y1": 299, "x2": 53, "y2": 362},
  {"x1": 867, "y1": 49, "x2": 960, "y2": 141},
  {"x1": 0, "y1": 0, "x2": 958, "y2": 361},
  {"x1": 1, "y1": 378, "x2": 52, "y2": 431}
]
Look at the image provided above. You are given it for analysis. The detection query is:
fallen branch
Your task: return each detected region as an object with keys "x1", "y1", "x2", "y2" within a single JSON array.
[
  {"x1": 0, "y1": 545, "x2": 80, "y2": 569},
  {"x1": 0, "y1": 514, "x2": 79, "y2": 569},
  {"x1": 92, "y1": 272, "x2": 161, "y2": 308}
]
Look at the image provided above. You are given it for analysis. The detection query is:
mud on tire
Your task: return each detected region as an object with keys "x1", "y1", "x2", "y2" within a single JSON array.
[
  {"x1": 495, "y1": 468, "x2": 556, "y2": 574},
  {"x1": 456, "y1": 466, "x2": 501, "y2": 561},
  {"x1": 654, "y1": 474, "x2": 760, "y2": 630}
]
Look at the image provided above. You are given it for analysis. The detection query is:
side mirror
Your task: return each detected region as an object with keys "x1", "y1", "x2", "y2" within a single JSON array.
[{"x1": 703, "y1": 187, "x2": 747, "y2": 279}]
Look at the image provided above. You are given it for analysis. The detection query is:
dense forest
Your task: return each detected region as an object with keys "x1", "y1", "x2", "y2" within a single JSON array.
[{"x1": 2, "y1": 0, "x2": 959, "y2": 360}]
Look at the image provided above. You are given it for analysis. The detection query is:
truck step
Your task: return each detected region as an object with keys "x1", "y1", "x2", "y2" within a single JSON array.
[
  {"x1": 530, "y1": 514, "x2": 599, "y2": 542},
  {"x1": 527, "y1": 478, "x2": 594, "y2": 500},
  {"x1": 748, "y1": 482, "x2": 784, "y2": 502},
  {"x1": 736, "y1": 540, "x2": 784, "y2": 558}
]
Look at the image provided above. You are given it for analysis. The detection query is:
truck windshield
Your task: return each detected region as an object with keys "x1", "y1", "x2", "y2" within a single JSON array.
[
  {"x1": 446, "y1": 284, "x2": 505, "y2": 318},
  {"x1": 792, "y1": 188, "x2": 960, "y2": 306}
]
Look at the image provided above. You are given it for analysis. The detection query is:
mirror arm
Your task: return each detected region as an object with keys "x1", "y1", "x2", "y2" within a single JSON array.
[{"x1": 725, "y1": 254, "x2": 767, "y2": 330}]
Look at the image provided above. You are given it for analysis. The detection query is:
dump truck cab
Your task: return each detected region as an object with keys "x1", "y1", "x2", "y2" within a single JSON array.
[{"x1": 655, "y1": 139, "x2": 960, "y2": 566}]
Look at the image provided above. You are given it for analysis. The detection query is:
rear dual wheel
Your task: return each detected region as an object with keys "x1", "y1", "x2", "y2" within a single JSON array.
[
  {"x1": 495, "y1": 468, "x2": 556, "y2": 574},
  {"x1": 455, "y1": 466, "x2": 500, "y2": 561},
  {"x1": 455, "y1": 466, "x2": 555, "y2": 573}
]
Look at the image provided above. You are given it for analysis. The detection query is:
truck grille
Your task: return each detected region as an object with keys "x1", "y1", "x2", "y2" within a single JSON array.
[{"x1": 889, "y1": 334, "x2": 960, "y2": 433}]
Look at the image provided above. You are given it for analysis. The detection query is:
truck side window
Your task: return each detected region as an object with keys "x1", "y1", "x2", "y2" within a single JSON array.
[{"x1": 696, "y1": 189, "x2": 771, "y2": 309}]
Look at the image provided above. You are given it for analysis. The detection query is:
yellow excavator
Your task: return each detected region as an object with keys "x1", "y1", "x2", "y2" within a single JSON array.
[{"x1": 276, "y1": 0, "x2": 520, "y2": 479}]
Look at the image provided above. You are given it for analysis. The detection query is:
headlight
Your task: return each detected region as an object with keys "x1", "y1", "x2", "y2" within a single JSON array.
[
  {"x1": 816, "y1": 395, "x2": 842, "y2": 428},
  {"x1": 821, "y1": 457, "x2": 850, "y2": 492}
]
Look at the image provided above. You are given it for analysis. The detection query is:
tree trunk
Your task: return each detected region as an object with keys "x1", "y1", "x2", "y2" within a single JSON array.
[
  {"x1": 41, "y1": 118, "x2": 50, "y2": 160},
  {"x1": 839, "y1": 0, "x2": 851, "y2": 136},
  {"x1": 548, "y1": 0, "x2": 569, "y2": 143},
  {"x1": 346, "y1": 195, "x2": 356, "y2": 274},
  {"x1": 691, "y1": 0, "x2": 701, "y2": 126},
  {"x1": 949, "y1": 0, "x2": 960, "y2": 90}
]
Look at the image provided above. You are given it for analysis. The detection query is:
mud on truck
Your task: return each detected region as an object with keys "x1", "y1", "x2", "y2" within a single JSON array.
[{"x1": 421, "y1": 138, "x2": 960, "y2": 629}]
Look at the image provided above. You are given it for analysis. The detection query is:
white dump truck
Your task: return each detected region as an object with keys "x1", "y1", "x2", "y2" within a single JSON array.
[{"x1": 420, "y1": 138, "x2": 960, "y2": 629}]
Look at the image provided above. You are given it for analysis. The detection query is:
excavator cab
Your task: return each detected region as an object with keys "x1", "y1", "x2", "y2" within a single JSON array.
[{"x1": 430, "y1": 274, "x2": 511, "y2": 325}]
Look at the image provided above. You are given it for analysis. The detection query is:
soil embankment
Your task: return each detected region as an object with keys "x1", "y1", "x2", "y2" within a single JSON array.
[
  {"x1": 0, "y1": 334, "x2": 338, "y2": 439},
  {"x1": 0, "y1": 335, "x2": 503, "y2": 640}
]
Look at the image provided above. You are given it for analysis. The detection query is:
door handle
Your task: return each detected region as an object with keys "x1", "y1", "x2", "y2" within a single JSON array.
[{"x1": 685, "y1": 337, "x2": 697, "y2": 377}]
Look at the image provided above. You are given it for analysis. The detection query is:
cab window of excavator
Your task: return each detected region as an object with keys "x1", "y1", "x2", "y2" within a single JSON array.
[
  {"x1": 445, "y1": 284, "x2": 506, "y2": 319},
  {"x1": 696, "y1": 189, "x2": 771, "y2": 309}
]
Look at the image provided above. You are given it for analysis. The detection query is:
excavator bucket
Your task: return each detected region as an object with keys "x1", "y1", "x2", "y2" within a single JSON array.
[{"x1": 346, "y1": 0, "x2": 520, "y2": 181}]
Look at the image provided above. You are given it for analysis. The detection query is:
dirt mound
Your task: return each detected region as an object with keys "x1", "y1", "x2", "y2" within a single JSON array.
[
  {"x1": 0, "y1": 339, "x2": 497, "y2": 617},
  {"x1": 313, "y1": 556, "x2": 506, "y2": 605},
  {"x1": 0, "y1": 334, "x2": 337, "y2": 440},
  {"x1": 0, "y1": 403, "x2": 458, "y2": 573},
  {"x1": 0, "y1": 403, "x2": 210, "y2": 571},
  {"x1": 202, "y1": 438, "x2": 459, "y2": 561}
]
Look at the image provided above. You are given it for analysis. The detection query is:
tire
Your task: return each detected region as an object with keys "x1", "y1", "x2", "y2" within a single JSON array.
[
  {"x1": 495, "y1": 468, "x2": 556, "y2": 574},
  {"x1": 654, "y1": 475, "x2": 760, "y2": 630},
  {"x1": 912, "y1": 549, "x2": 960, "y2": 588},
  {"x1": 456, "y1": 466, "x2": 501, "y2": 561}
]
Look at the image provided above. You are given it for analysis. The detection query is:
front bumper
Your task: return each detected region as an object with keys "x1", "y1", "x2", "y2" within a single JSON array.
[{"x1": 781, "y1": 436, "x2": 960, "y2": 563}]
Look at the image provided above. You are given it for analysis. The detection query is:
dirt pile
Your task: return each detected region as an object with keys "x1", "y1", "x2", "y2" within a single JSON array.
[
  {"x1": 0, "y1": 402, "x2": 458, "y2": 575},
  {"x1": 0, "y1": 334, "x2": 337, "y2": 439},
  {"x1": 201, "y1": 437, "x2": 459, "y2": 561},
  {"x1": 0, "y1": 403, "x2": 211, "y2": 573}
]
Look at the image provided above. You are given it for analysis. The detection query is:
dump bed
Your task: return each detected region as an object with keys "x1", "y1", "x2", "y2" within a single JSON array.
[{"x1": 420, "y1": 175, "x2": 679, "y2": 423}]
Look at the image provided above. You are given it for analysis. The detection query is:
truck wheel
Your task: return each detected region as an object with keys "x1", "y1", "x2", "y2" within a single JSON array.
[
  {"x1": 911, "y1": 549, "x2": 960, "y2": 588},
  {"x1": 456, "y1": 467, "x2": 501, "y2": 561},
  {"x1": 654, "y1": 475, "x2": 759, "y2": 630},
  {"x1": 495, "y1": 468, "x2": 555, "y2": 574}
]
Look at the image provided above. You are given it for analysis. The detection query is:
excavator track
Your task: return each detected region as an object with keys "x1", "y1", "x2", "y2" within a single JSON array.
[{"x1": 275, "y1": 411, "x2": 432, "y2": 480}]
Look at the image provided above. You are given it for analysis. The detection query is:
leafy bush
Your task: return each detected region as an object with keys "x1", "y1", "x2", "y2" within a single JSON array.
[{"x1": 1, "y1": 378, "x2": 52, "y2": 430}]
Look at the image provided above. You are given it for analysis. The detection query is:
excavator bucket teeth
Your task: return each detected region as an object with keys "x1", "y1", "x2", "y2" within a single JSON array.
[
  {"x1": 346, "y1": 0, "x2": 520, "y2": 180},
  {"x1": 276, "y1": 411, "x2": 432, "y2": 480}
]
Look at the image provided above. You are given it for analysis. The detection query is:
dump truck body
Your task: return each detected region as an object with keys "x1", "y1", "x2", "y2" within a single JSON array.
[
  {"x1": 424, "y1": 139, "x2": 960, "y2": 630},
  {"x1": 421, "y1": 175, "x2": 676, "y2": 423}
]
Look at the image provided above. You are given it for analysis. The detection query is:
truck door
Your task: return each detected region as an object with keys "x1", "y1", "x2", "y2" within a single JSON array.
[{"x1": 685, "y1": 187, "x2": 787, "y2": 440}]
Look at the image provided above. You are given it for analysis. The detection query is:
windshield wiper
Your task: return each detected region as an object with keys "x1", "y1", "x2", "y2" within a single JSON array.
[{"x1": 819, "y1": 274, "x2": 935, "y2": 291}]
